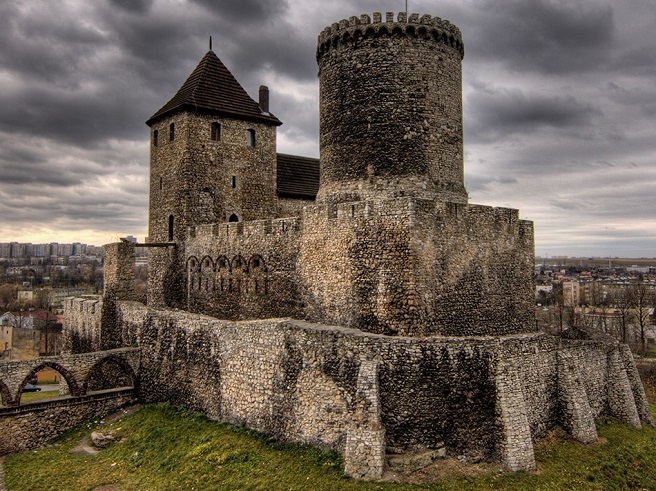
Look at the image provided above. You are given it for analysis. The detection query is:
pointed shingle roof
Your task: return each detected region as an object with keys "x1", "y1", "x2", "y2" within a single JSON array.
[{"x1": 146, "y1": 50, "x2": 282, "y2": 126}]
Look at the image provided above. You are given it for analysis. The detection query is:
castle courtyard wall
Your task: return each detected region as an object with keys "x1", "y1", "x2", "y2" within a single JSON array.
[
  {"x1": 64, "y1": 299, "x2": 653, "y2": 476},
  {"x1": 299, "y1": 197, "x2": 535, "y2": 336},
  {"x1": 179, "y1": 197, "x2": 534, "y2": 337},
  {"x1": 185, "y1": 217, "x2": 304, "y2": 320}
]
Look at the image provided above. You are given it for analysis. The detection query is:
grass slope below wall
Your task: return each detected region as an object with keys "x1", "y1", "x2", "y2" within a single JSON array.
[{"x1": 5, "y1": 403, "x2": 656, "y2": 491}]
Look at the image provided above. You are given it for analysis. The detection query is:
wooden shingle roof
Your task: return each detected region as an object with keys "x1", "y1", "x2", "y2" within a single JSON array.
[
  {"x1": 146, "y1": 50, "x2": 281, "y2": 126},
  {"x1": 277, "y1": 153, "x2": 320, "y2": 200}
]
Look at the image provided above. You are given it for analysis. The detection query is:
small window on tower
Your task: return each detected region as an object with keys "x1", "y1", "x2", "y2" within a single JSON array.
[
  {"x1": 169, "y1": 122, "x2": 175, "y2": 141},
  {"x1": 211, "y1": 122, "x2": 221, "y2": 141},
  {"x1": 246, "y1": 128, "x2": 256, "y2": 147},
  {"x1": 231, "y1": 176, "x2": 236, "y2": 189},
  {"x1": 153, "y1": 130, "x2": 158, "y2": 147}
]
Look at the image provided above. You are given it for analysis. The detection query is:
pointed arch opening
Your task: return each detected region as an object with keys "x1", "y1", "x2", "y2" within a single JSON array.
[
  {"x1": 84, "y1": 355, "x2": 138, "y2": 394},
  {"x1": 17, "y1": 362, "x2": 79, "y2": 405}
]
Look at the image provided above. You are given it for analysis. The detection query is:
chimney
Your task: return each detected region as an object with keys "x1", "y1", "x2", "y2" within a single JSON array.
[{"x1": 259, "y1": 85, "x2": 270, "y2": 113}]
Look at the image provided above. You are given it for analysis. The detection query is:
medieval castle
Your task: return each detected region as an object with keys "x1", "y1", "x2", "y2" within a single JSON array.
[{"x1": 58, "y1": 11, "x2": 653, "y2": 480}]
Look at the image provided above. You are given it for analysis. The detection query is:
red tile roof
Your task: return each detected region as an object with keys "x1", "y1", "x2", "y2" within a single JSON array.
[{"x1": 147, "y1": 50, "x2": 281, "y2": 127}]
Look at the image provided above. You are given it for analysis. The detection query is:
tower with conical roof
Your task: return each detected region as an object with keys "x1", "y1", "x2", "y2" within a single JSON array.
[{"x1": 145, "y1": 49, "x2": 282, "y2": 306}]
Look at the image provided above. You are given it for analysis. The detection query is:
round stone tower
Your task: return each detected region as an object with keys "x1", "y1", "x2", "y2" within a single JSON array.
[{"x1": 316, "y1": 12, "x2": 467, "y2": 205}]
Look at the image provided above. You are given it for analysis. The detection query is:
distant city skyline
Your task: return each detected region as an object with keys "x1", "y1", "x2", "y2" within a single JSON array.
[{"x1": 0, "y1": 0, "x2": 654, "y2": 257}]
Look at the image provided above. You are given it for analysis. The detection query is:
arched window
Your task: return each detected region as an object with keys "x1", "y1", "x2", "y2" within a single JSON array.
[
  {"x1": 246, "y1": 129, "x2": 256, "y2": 147},
  {"x1": 153, "y1": 129, "x2": 158, "y2": 147},
  {"x1": 211, "y1": 122, "x2": 221, "y2": 141},
  {"x1": 169, "y1": 122, "x2": 175, "y2": 141},
  {"x1": 168, "y1": 214, "x2": 174, "y2": 241},
  {"x1": 228, "y1": 213, "x2": 239, "y2": 223}
]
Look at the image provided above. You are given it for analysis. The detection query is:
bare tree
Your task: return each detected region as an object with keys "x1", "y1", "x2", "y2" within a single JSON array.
[
  {"x1": 554, "y1": 287, "x2": 566, "y2": 333},
  {"x1": 609, "y1": 284, "x2": 634, "y2": 344},
  {"x1": 0, "y1": 284, "x2": 19, "y2": 310},
  {"x1": 631, "y1": 282, "x2": 654, "y2": 355}
]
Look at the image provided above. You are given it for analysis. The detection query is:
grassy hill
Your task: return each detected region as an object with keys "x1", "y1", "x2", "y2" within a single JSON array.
[{"x1": 5, "y1": 401, "x2": 656, "y2": 491}]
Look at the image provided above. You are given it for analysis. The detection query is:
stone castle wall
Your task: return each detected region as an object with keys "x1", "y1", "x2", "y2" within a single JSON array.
[
  {"x1": 63, "y1": 298, "x2": 652, "y2": 477},
  {"x1": 148, "y1": 112, "x2": 278, "y2": 239},
  {"x1": 147, "y1": 112, "x2": 279, "y2": 308},
  {"x1": 185, "y1": 217, "x2": 304, "y2": 320},
  {"x1": 300, "y1": 198, "x2": 535, "y2": 336},
  {"x1": 177, "y1": 195, "x2": 534, "y2": 337},
  {"x1": 0, "y1": 389, "x2": 136, "y2": 456}
]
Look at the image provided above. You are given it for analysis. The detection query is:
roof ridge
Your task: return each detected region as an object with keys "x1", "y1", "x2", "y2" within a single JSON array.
[{"x1": 146, "y1": 50, "x2": 282, "y2": 126}]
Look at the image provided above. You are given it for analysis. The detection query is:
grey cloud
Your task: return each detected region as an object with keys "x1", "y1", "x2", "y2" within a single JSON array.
[
  {"x1": 465, "y1": 0, "x2": 615, "y2": 74},
  {"x1": 466, "y1": 87, "x2": 601, "y2": 142},
  {"x1": 110, "y1": 0, "x2": 154, "y2": 14},
  {"x1": 0, "y1": 0, "x2": 654, "y2": 256},
  {"x1": 193, "y1": 0, "x2": 289, "y2": 24}
]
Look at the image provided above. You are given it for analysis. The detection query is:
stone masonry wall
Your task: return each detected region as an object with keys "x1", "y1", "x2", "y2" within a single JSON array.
[
  {"x1": 103, "y1": 242, "x2": 136, "y2": 301},
  {"x1": 299, "y1": 197, "x2": 535, "y2": 336},
  {"x1": 63, "y1": 297, "x2": 103, "y2": 353},
  {"x1": 316, "y1": 12, "x2": 467, "y2": 206},
  {"x1": 63, "y1": 299, "x2": 653, "y2": 476},
  {"x1": 0, "y1": 389, "x2": 136, "y2": 455},
  {"x1": 147, "y1": 112, "x2": 278, "y2": 308},
  {"x1": 185, "y1": 217, "x2": 303, "y2": 320},
  {"x1": 178, "y1": 195, "x2": 533, "y2": 337}
]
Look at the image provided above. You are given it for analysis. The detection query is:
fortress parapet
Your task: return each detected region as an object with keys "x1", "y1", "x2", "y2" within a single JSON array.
[{"x1": 317, "y1": 12, "x2": 464, "y2": 59}]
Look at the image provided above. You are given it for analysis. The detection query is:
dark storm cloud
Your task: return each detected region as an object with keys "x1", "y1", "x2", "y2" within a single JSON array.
[
  {"x1": 110, "y1": 0, "x2": 155, "y2": 14},
  {"x1": 465, "y1": 87, "x2": 601, "y2": 143},
  {"x1": 465, "y1": 0, "x2": 615, "y2": 74},
  {"x1": 0, "y1": 0, "x2": 654, "y2": 255},
  {"x1": 193, "y1": 0, "x2": 288, "y2": 24}
]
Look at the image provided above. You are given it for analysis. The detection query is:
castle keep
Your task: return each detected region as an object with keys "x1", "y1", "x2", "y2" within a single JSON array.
[
  {"x1": 146, "y1": 11, "x2": 533, "y2": 337},
  {"x1": 63, "y1": 11, "x2": 652, "y2": 480}
]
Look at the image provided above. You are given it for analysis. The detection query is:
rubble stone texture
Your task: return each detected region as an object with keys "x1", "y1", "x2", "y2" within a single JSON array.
[{"x1": 60, "y1": 11, "x2": 654, "y2": 480}]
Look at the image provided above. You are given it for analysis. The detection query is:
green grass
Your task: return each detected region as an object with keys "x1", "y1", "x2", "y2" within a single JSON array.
[
  {"x1": 17, "y1": 390, "x2": 63, "y2": 404},
  {"x1": 5, "y1": 404, "x2": 656, "y2": 490}
]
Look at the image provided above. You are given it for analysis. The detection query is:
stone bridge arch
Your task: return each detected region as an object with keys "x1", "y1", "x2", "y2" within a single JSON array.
[
  {"x1": 83, "y1": 353, "x2": 139, "y2": 394},
  {"x1": 0, "y1": 348, "x2": 140, "y2": 406},
  {"x1": 16, "y1": 361, "x2": 82, "y2": 405}
]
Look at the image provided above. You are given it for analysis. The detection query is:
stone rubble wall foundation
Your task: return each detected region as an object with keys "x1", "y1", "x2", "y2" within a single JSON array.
[{"x1": 61, "y1": 298, "x2": 653, "y2": 477}]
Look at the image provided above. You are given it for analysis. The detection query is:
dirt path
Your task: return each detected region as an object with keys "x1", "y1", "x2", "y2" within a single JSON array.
[{"x1": 70, "y1": 404, "x2": 142, "y2": 456}]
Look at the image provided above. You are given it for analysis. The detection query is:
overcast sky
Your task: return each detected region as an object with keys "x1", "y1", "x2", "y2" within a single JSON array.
[{"x1": 0, "y1": 0, "x2": 654, "y2": 258}]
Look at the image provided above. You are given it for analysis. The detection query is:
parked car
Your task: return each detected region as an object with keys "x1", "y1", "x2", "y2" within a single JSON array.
[{"x1": 23, "y1": 384, "x2": 41, "y2": 392}]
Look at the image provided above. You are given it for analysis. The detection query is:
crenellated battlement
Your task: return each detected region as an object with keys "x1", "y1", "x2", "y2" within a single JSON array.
[
  {"x1": 317, "y1": 12, "x2": 464, "y2": 61},
  {"x1": 303, "y1": 197, "x2": 530, "y2": 240}
]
